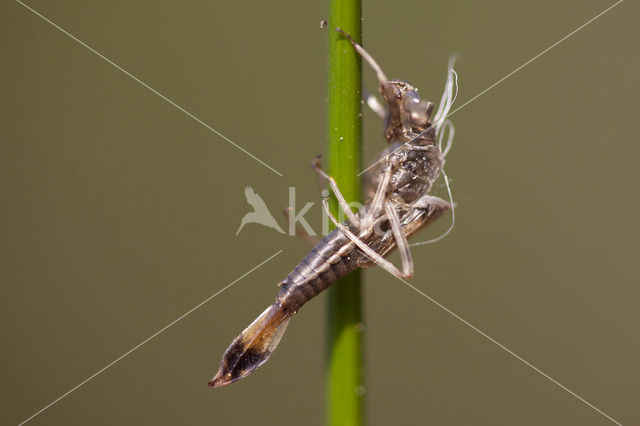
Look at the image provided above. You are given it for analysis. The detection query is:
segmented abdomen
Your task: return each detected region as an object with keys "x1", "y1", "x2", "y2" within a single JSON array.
[{"x1": 277, "y1": 227, "x2": 360, "y2": 312}]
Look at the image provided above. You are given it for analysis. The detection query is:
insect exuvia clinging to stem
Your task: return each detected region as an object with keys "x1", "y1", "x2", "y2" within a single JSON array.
[{"x1": 209, "y1": 28, "x2": 458, "y2": 388}]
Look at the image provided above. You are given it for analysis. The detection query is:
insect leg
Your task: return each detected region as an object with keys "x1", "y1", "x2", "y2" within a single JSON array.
[
  {"x1": 384, "y1": 201, "x2": 414, "y2": 278},
  {"x1": 363, "y1": 87, "x2": 386, "y2": 119},
  {"x1": 322, "y1": 198, "x2": 410, "y2": 279},
  {"x1": 336, "y1": 28, "x2": 388, "y2": 83},
  {"x1": 408, "y1": 177, "x2": 456, "y2": 247},
  {"x1": 410, "y1": 194, "x2": 452, "y2": 211},
  {"x1": 362, "y1": 165, "x2": 392, "y2": 228},
  {"x1": 312, "y1": 156, "x2": 361, "y2": 228}
]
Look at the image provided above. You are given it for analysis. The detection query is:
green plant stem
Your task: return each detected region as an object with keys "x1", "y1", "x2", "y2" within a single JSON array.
[{"x1": 326, "y1": 0, "x2": 363, "y2": 425}]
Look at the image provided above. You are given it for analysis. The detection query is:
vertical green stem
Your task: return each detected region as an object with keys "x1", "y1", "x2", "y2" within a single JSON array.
[{"x1": 326, "y1": 0, "x2": 363, "y2": 425}]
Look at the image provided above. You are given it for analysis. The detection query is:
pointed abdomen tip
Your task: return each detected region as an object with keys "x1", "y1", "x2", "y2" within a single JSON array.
[{"x1": 208, "y1": 372, "x2": 230, "y2": 388}]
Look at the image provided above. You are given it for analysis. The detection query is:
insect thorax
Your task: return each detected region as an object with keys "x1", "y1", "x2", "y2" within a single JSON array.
[{"x1": 387, "y1": 139, "x2": 443, "y2": 205}]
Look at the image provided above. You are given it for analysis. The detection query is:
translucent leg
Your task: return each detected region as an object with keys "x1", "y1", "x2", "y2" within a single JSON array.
[
  {"x1": 384, "y1": 201, "x2": 414, "y2": 278},
  {"x1": 363, "y1": 87, "x2": 386, "y2": 119},
  {"x1": 362, "y1": 165, "x2": 391, "y2": 228},
  {"x1": 312, "y1": 157, "x2": 361, "y2": 228},
  {"x1": 322, "y1": 198, "x2": 411, "y2": 279},
  {"x1": 336, "y1": 28, "x2": 388, "y2": 83}
]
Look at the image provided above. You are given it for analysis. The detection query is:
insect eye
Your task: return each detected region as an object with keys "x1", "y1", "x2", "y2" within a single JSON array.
[
  {"x1": 402, "y1": 92, "x2": 433, "y2": 125},
  {"x1": 402, "y1": 91, "x2": 421, "y2": 109}
]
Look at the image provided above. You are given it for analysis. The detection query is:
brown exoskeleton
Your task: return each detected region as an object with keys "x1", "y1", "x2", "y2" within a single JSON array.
[{"x1": 209, "y1": 28, "x2": 458, "y2": 388}]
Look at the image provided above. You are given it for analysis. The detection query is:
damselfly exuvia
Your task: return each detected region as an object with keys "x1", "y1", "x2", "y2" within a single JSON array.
[{"x1": 210, "y1": 28, "x2": 458, "y2": 388}]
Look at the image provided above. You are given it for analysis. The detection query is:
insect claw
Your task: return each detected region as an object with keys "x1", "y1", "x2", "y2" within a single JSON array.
[
  {"x1": 310, "y1": 155, "x2": 323, "y2": 170},
  {"x1": 335, "y1": 27, "x2": 351, "y2": 40}
]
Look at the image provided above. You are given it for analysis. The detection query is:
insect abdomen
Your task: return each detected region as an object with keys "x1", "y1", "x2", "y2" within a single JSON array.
[
  {"x1": 209, "y1": 227, "x2": 360, "y2": 387},
  {"x1": 278, "y1": 227, "x2": 359, "y2": 312}
]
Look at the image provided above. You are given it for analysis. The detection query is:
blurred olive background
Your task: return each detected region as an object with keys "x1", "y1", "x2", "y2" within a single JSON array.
[{"x1": 1, "y1": 0, "x2": 638, "y2": 425}]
